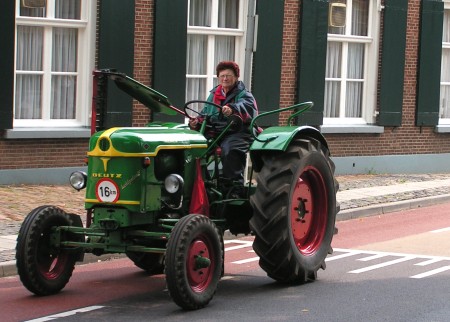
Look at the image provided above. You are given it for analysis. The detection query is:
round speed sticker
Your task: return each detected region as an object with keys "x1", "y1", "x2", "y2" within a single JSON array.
[{"x1": 95, "y1": 178, "x2": 120, "y2": 203}]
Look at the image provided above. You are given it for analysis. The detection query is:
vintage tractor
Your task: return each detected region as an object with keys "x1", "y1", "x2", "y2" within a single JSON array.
[{"x1": 16, "y1": 70, "x2": 339, "y2": 310}]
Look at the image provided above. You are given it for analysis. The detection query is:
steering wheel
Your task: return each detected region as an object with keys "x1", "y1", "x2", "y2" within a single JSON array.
[{"x1": 183, "y1": 100, "x2": 223, "y2": 120}]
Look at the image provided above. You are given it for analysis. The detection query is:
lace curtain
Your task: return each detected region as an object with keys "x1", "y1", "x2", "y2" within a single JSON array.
[
  {"x1": 15, "y1": 0, "x2": 80, "y2": 120},
  {"x1": 324, "y1": 0, "x2": 368, "y2": 118}
]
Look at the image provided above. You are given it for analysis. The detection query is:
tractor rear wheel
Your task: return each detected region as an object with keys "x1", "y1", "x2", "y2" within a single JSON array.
[
  {"x1": 250, "y1": 137, "x2": 338, "y2": 284},
  {"x1": 165, "y1": 214, "x2": 223, "y2": 310},
  {"x1": 16, "y1": 206, "x2": 83, "y2": 295}
]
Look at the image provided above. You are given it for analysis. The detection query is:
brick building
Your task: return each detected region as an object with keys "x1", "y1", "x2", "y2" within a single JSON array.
[{"x1": 1, "y1": 0, "x2": 449, "y2": 184}]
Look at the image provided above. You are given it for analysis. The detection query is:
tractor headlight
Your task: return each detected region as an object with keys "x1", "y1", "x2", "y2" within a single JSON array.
[
  {"x1": 69, "y1": 171, "x2": 87, "y2": 191},
  {"x1": 164, "y1": 174, "x2": 184, "y2": 194}
]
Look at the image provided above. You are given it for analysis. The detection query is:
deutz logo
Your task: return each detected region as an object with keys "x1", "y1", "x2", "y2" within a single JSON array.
[{"x1": 92, "y1": 173, "x2": 123, "y2": 178}]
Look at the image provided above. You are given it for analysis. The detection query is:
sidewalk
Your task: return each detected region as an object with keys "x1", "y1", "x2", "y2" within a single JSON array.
[{"x1": 2, "y1": 173, "x2": 450, "y2": 277}]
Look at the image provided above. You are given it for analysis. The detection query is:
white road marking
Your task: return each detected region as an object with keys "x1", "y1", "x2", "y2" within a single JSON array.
[
  {"x1": 410, "y1": 265, "x2": 450, "y2": 279},
  {"x1": 232, "y1": 257, "x2": 260, "y2": 264},
  {"x1": 357, "y1": 254, "x2": 388, "y2": 261},
  {"x1": 224, "y1": 239, "x2": 253, "y2": 251},
  {"x1": 415, "y1": 258, "x2": 443, "y2": 266},
  {"x1": 326, "y1": 250, "x2": 360, "y2": 262},
  {"x1": 224, "y1": 243, "x2": 450, "y2": 279},
  {"x1": 349, "y1": 256, "x2": 416, "y2": 274},
  {"x1": 25, "y1": 306, "x2": 105, "y2": 322},
  {"x1": 430, "y1": 227, "x2": 450, "y2": 233}
]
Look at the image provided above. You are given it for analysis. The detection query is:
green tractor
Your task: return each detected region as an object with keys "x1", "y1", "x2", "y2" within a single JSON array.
[{"x1": 16, "y1": 70, "x2": 339, "y2": 310}]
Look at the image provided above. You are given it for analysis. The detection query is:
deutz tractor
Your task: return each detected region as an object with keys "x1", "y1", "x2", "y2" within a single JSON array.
[{"x1": 16, "y1": 69, "x2": 339, "y2": 310}]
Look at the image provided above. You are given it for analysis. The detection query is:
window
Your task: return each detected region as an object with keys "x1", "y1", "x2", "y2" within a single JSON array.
[
  {"x1": 440, "y1": 3, "x2": 450, "y2": 123},
  {"x1": 324, "y1": 0, "x2": 379, "y2": 125},
  {"x1": 186, "y1": 0, "x2": 247, "y2": 109},
  {"x1": 14, "y1": 0, "x2": 96, "y2": 128}
]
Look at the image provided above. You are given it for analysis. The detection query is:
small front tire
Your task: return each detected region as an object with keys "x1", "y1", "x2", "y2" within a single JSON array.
[
  {"x1": 16, "y1": 206, "x2": 82, "y2": 295},
  {"x1": 165, "y1": 215, "x2": 223, "y2": 310}
]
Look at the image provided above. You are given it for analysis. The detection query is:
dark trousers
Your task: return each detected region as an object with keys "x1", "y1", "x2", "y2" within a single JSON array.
[{"x1": 220, "y1": 131, "x2": 252, "y2": 184}]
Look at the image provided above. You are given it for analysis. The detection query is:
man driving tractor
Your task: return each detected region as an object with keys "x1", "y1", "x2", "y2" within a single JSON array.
[{"x1": 188, "y1": 61, "x2": 258, "y2": 196}]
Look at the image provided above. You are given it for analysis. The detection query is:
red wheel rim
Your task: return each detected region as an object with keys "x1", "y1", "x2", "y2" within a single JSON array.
[
  {"x1": 186, "y1": 236, "x2": 215, "y2": 292},
  {"x1": 290, "y1": 166, "x2": 328, "y2": 256},
  {"x1": 37, "y1": 236, "x2": 69, "y2": 279}
]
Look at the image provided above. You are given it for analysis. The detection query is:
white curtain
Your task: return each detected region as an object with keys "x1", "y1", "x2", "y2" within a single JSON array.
[
  {"x1": 441, "y1": 48, "x2": 450, "y2": 118},
  {"x1": 15, "y1": 26, "x2": 43, "y2": 119},
  {"x1": 16, "y1": 0, "x2": 80, "y2": 120},
  {"x1": 186, "y1": 35, "x2": 207, "y2": 108},
  {"x1": 218, "y1": 0, "x2": 238, "y2": 28},
  {"x1": 187, "y1": 0, "x2": 238, "y2": 107},
  {"x1": 51, "y1": 27, "x2": 78, "y2": 119},
  {"x1": 215, "y1": 36, "x2": 235, "y2": 64},
  {"x1": 324, "y1": 42, "x2": 342, "y2": 117},
  {"x1": 351, "y1": 0, "x2": 368, "y2": 36},
  {"x1": 441, "y1": 10, "x2": 450, "y2": 119},
  {"x1": 189, "y1": 0, "x2": 211, "y2": 26},
  {"x1": 324, "y1": 0, "x2": 366, "y2": 119},
  {"x1": 346, "y1": 43, "x2": 364, "y2": 117},
  {"x1": 55, "y1": 0, "x2": 81, "y2": 19}
]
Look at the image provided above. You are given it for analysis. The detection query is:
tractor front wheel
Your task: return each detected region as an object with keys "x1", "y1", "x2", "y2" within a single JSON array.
[
  {"x1": 250, "y1": 137, "x2": 338, "y2": 284},
  {"x1": 16, "y1": 206, "x2": 83, "y2": 295},
  {"x1": 165, "y1": 214, "x2": 223, "y2": 310}
]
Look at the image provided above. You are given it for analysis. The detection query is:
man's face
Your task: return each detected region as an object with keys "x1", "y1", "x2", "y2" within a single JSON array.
[{"x1": 218, "y1": 69, "x2": 237, "y2": 90}]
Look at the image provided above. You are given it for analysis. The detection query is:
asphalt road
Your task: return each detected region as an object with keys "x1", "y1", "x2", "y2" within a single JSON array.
[{"x1": 2, "y1": 202, "x2": 450, "y2": 322}]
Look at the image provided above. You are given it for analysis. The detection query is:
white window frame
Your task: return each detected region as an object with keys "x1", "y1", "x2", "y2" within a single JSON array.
[
  {"x1": 439, "y1": 1, "x2": 450, "y2": 125},
  {"x1": 323, "y1": 0, "x2": 381, "y2": 126},
  {"x1": 14, "y1": 0, "x2": 96, "y2": 128},
  {"x1": 186, "y1": 0, "x2": 248, "y2": 100}
]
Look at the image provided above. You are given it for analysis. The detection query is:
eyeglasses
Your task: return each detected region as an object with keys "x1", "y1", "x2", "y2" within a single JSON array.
[{"x1": 218, "y1": 74, "x2": 235, "y2": 79}]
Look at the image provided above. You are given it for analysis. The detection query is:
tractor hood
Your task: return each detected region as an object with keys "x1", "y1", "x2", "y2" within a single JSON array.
[{"x1": 98, "y1": 70, "x2": 184, "y2": 116}]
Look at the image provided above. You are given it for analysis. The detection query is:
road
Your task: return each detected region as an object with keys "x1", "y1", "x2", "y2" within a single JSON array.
[{"x1": 1, "y1": 203, "x2": 450, "y2": 322}]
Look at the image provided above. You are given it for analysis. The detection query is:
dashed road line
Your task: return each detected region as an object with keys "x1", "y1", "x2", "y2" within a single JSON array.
[{"x1": 25, "y1": 306, "x2": 105, "y2": 322}]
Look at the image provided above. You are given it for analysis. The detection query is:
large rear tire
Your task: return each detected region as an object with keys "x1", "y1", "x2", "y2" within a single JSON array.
[
  {"x1": 250, "y1": 137, "x2": 338, "y2": 284},
  {"x1": 165, "y1": 215, "x2": 223, "y2": 310},
  {"x1": 16, "y1": 206, "x2": 83, "y2": 295}
]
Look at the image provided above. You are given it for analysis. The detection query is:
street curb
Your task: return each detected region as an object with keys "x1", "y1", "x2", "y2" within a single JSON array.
[{"x1": 336, "y1": 194, "x2": 450, "y2": 221}]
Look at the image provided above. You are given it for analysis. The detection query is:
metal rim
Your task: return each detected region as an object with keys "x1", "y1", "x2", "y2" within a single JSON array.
[
  {"x1": 290, "y1": 166, "x2": 328, "y2": 256},
  {"x1": 37, "y1": 234, "x2": 69, "y2": 279},
  {"x1": 186, "y1": 235, "x2": 215, "y2": 292}
]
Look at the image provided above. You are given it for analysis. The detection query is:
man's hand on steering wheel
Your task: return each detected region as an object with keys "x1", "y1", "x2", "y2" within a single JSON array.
[{"x1": 222, "y1": 105, "x2": 233, "y2": 117}]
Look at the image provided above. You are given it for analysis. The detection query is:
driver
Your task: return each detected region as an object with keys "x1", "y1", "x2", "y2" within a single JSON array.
[{"x1": 189, "y1": 61, "x2": 258, "y2": 196}]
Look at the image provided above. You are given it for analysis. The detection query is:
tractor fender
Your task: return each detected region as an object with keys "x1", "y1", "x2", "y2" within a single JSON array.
[{"x1": 249, "y1": 125, "x2": 329, "y2": 173}]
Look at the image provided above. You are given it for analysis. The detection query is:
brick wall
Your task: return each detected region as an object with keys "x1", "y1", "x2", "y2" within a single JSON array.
[
  {"x1": 133, "y1": 0, "x2": 153, "y2": 126},
  {"x1": 2, "y1": 0, "x2": 449, "y2": 172},
  {"x1": 279, "y1": 0, "x2": 300, "y2": 125},
  {"x1": 0, "y1": 138, "x2": 88, "y2": 170}
]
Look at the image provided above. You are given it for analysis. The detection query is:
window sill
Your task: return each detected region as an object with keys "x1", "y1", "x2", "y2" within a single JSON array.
[
  {"x1": 320, "y1": 125, "x2": 384, "y2": 134},
  {"x1": 3, "y1": 128, "x2": 91, "y2": 139},
  {"x1": 435, "y1": 125, "x2": 450, "y2": 133}
]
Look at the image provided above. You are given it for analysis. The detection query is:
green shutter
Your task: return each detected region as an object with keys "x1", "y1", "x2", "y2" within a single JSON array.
[
  {"x1": 416, "y1": 0, "x2": 444, "y2": 126},
  {"x1": 0, "y1": 0, "x2": 15, "y2": 130},
  {"x1": 252, "y1": 0, "x2": 285, "y2": 126},
  {"x1": 296, "y1": 0, "x2": 329, "y2": 126},
  {"x1": 98, "y1": 0, "x2": 135, "y2": 127},
  {"x1": 153, "y1": 0, "x2": 188, "y2": 123},
  {"x1": 378, "y1": 0, "x2": 408, "y2": 126}
]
